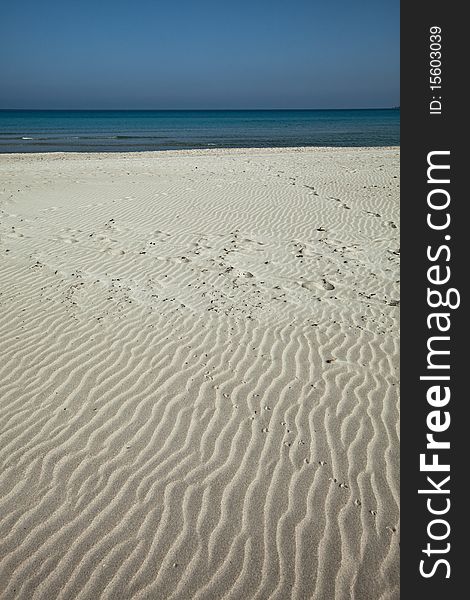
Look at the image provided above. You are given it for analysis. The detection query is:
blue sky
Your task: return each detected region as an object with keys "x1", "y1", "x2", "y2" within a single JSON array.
[{"x1": 0, "y1": 0, "x2": 399, "y2": 109}]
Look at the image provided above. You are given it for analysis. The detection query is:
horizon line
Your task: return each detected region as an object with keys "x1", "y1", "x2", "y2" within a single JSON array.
[{"x1": 0, "y1": 106, "x2": 400, "y2": 112}]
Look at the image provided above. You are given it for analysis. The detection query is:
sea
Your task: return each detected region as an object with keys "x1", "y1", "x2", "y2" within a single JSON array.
[{"x1": 0, "y1": 109, "x2": 399, "y2": 153}]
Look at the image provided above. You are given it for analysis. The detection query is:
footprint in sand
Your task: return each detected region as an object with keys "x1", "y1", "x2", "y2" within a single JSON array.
[
  {"x1": 301, "y1": 279, "x2": 335, "y2": 291},
  {"x1": 6, "y1": 230, "x2": 26, "y2": 239},
  {"x1": 322, "y1": 279, "x2": 335, "y2": 290},
  {"x1": 301, "y1": 281, "x2": 318, "y2": 291}
]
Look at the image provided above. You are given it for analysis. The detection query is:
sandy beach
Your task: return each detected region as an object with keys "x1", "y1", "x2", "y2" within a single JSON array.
[{"x1": 0, "y1": 147, "x2": 399, "y2": 599}]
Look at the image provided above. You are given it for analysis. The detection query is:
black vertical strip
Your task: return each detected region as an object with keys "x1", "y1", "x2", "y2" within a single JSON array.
[{"x1": 401, "y1": 2, "x2": 465, "y2": 596}]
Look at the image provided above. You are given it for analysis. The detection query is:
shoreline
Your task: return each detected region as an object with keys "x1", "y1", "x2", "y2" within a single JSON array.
[{"x1": 0, "y1": 144, "x2": 400, "y2": 159}]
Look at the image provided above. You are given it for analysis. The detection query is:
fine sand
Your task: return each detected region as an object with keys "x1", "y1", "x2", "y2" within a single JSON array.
[{"x1": 0, "y1": 147, "x2": 399, "y2": 600}]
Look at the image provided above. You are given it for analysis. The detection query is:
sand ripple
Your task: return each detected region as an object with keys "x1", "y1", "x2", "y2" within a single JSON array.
[{"x1": 0, "y1": 148, "x2": 399, "y2": 599}]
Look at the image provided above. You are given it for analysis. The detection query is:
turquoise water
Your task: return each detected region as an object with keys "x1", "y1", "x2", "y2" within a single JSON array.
[{"x1": 0, "y1": 109, "x2": 399, "y2": 153}]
